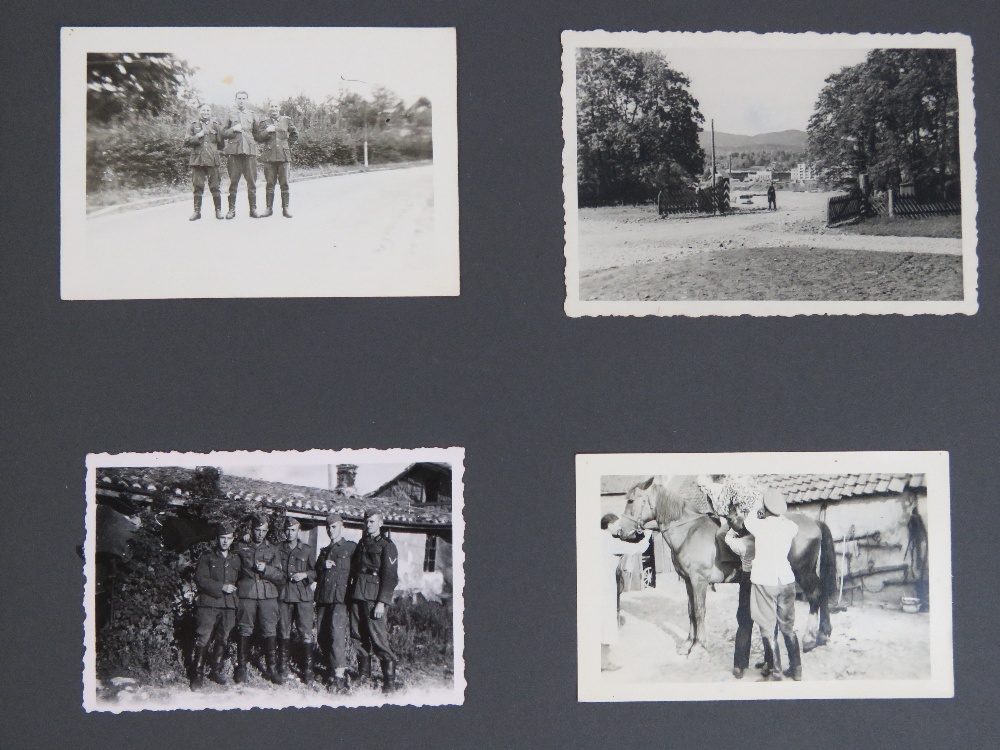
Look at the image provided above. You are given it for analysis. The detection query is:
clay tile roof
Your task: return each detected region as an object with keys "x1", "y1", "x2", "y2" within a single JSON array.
[
  {"x1": 755, "y1": 473, "x2": 925, "y2": 505},
  {"x1": 600, "y1": 476, "x2": 653, "y2": 495}
]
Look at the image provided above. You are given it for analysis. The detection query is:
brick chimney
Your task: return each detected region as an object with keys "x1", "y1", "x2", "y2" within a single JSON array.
[{"x1": 335, "y1": 464, "x2": 359, "y2": 497}]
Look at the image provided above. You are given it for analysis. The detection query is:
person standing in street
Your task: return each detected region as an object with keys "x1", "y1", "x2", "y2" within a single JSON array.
[
  {"x1": 185, "y1": 103, "x2": 225, "y2": 221},
  {"x1": 350, "y1": 510, "x2": 400, "y2": 693},
  {"x1": 743, "y1": 489, "x2": 802, "y2": 681},
  {"x1": 315, "y1": 512, "x2": 357, "y2": 692},
  {"x1": 190, "y1": 521, "x2": 240, "y2": 689},
  {"x1": 277, "y1": 516, "x2": 317, "y2": 685},
  {"x1": 767, "y1": 182, "x2": 777, "y2": 210},
  {"x1": 221, "y1": 91, "x2": 264, "y2": 219},
  {"x1": 599, "y1": 514, "x2": 651, "y2": 672},
  {"x1": 258, "y1": 102, "x2": 298, "y2": 218},
  {"x1": 233, "y1": 513, "x2": 284, "y2": 684}
]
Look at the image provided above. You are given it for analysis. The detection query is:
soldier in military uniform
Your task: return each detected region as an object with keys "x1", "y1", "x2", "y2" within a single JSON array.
[
  {"x1": 276, "y1": 516, "x2": 317, "y2": 684},
  {"x1": 314, "y1": 512, "x2": 357, "y2": 692},
  {"x1": 350, "y1": 509, "x2": 400, "y2": 693},
  {"x1": 258, "y1": 102, "x2": 299, "y2": 218},
  {"x1": 190, "y1": 521, "x2": 240, "y2": 689},
  {"x1": 233, "y1": 513, "x2": 284, "y2": 684},
  {"x1": 221, "y1": 91, "x2": 264, "y2": 219},
  {"x1": 185, "y1": 103, "x2": 225, "y2": 222}
]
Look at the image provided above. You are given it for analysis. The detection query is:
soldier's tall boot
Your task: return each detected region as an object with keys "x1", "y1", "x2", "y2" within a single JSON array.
[
  {"x1": 380, "y1": 658, "x2": 398, "y2": 694},
  {"x1": 189, "y1": 193, "x2": 202, "y2": 221},
  {"x1": 782, "y1": 633, "x2": 803, "y2": 681},
  {"x1": 277, "y1": 637, "x2": 290, "y2": 681},
  {"x1": 264, "y1": 636, "x2": 283, "y2": 684},
  {"x1": 208, "y1": 640, "x2": 229, "y2": 685},
  {"x1": 248, "y1": 192, "x2": 261, "y2": 219},
  {"x1": 757, "y1": 636, "x2": 775, "y2": 676},
  {"x1": 234, "y1": 635, "x2": 249, "y2": 684},
  {"x1": 761, "y1": 636, "x2": 783, "y2": 682},
  {"x1": 225, "y1": 195, "x2": 236, "y2": 220},
  {"x1": 261, "y1": 188, "x2": 274, "y2": 218},
  {"x1": 281, "y1": 191, "x2": 292, "y2": 218},
  {"x1": 190, "y1": 645, "x2": 207, "y2": 690},
  {"x1": 212, "y1": 191, "x2": 224, "y2": 220},
  {"x1": 302, "y1": 643, "x2": 315, "y2": 686}
]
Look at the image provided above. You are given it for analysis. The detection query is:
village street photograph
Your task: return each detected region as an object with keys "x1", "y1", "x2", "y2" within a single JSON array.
[
  {"x1": 82, "y1": 448, "x2": 464, "y2": 712},
  {"x1": 576, "y1": 452, "x2": 953, "y2": 702},
  {"x1": 61, "y1": 27, "x2": 459, "y2": 299},
  {"x1": 563, "y1": 32, "x2": 977, "y2": 316}
]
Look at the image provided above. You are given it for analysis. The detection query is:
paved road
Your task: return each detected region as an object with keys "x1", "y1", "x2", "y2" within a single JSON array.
[
  {"x1": 578, "y1": 191, "x2": 962, "y2": 275},
  {"x1": 66, "y1": 165, "x2": 456, "y2": 298}
]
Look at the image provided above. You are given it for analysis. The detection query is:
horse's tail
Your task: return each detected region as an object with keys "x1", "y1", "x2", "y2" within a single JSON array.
[{"x1": 818, "y1": 520, "x2": 838, "y2": 600}]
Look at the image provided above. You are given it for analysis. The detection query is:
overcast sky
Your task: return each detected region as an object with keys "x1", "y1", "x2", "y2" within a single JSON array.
[
  {"x1": 659, "y1": 48, "x2": 871, "y2": 135},
  {"x1": 165, "y1": 28, "x2": 443, "y2": 107}
]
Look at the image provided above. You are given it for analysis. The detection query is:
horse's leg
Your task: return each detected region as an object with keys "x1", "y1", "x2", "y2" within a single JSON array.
[
  {"x1": 802, "y1": 598, "x2": 820, "y2": 653},
  {"x1": 818, "y1": 592, "x2": 832, "y2": 644},
  {"x1": 689, "y1": 577, "x2": 710, "y2": 655},
  {"x1": 678, "y1": 575, "x2": 696, "y2": 656}
]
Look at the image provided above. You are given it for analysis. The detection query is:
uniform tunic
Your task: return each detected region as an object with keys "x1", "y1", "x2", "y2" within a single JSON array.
[
  {"x1": 350, "y1": 533, "x2": 399, "y2": 662},
  {"x1": 221, "y1": 109, "x2": 264, "y2": 200},
  {"x1": 186, "y1": 118, "x2": 224, "y2": 194},
  {"x1": 315, "y1": 538, "x2": 357, "y2": 669},
  {"x1": 277, "y1": 540, "x2": 317, "y2": 642},
  {"x1": 234, "y1": 539, "x2": 284, "y2": 637},
  {"x1": 193, "y1": 548, "x2": 240, "y2": 647},
  {"x1": 259, "y1": 115, "x2": 298, "y2": 200}
]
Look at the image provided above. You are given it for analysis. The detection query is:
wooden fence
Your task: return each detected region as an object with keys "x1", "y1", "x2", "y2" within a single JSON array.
[
  {"x1": 827, "y1": 191, "x2": 961, "y2": 225},
  {"x1": 658, "y1": 178, "x2": 730, "y2": 217}
]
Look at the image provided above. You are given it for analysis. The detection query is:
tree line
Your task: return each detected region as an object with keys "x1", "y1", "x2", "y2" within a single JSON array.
[{"x1": 87, "y1": 53, "x2": 432, "y2": 195}]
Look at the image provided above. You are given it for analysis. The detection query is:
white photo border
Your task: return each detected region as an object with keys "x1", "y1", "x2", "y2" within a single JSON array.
[
  {"x1": 562, "y1": 31, "x2": 978, "y2": 317},
  {"x1": 576, "y1": 451, "x2": 954, "y2": 701}
]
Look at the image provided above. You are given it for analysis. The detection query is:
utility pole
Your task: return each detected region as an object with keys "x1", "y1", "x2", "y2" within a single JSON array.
[{"x1": 711, "y1": 119, "x2": 717, "y2": 214}]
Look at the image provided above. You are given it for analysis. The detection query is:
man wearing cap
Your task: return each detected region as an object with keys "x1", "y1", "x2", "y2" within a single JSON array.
[
  {"x1": 221, "y1": 90, "x2": 264, "y2": 219},
  {"x1": 350, "y1": 510, "x2": 400, "y2": 692},
  {"x1": 277, "y1": 516, "x2": 317, "y2": 684},
  {"x1": 190, "y1": 521, "x2": 240, "y2": 689},
  {"x1": 315, "y1": 512, "x2": 357, "y2": 692},
  {"x1": 185, "y1": 102, "x2": 225, "y2": 221},
  {"x1": 258, "y1": 102, "x2": 298, "y2": 218},
  {"x1": 743, "y1": 488, "x2": 802, "y2": 681},
  {"x1": 233, "y1": 513, "x2": 284, "y2": 684}
]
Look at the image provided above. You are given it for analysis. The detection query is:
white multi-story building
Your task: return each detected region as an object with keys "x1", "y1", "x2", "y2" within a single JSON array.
[{"x1": 795, "y1": 162, "x2": 819, "y2": 181}]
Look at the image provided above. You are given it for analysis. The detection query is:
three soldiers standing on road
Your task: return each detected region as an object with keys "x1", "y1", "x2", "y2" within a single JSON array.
[
  {"x1": 187, "y1": 92, "x2": 298, "y2": 222},
  {"x1": 190, "y1": 509, "x2": 401, "y2": 695}
]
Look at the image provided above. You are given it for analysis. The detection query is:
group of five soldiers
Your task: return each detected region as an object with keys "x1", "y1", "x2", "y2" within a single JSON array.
[
  {"x1": 186, "y1": 90, "x2": 298, "y2": 222},
  {"x1": 191, "y1": 508, "x2": 400, "y2": 694}
]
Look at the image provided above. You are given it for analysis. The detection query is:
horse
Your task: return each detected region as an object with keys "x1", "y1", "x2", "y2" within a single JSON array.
[{"x1": 619, "y1": 475, "x2": 836, "y2": 656}]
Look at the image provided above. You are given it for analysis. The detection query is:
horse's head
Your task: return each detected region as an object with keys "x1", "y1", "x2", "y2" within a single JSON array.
[{"x1": 621, "y1": 477, "x2": 657, "y2": 536}]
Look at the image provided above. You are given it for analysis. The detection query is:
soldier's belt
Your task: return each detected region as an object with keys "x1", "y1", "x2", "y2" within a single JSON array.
[{"x1": 360, "y1": 569, "x2": 380, "y2": 577}]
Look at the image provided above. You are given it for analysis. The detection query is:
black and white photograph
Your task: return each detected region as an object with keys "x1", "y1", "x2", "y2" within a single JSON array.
[
  {"x1": 563, "y1": 32, "x2": 978, "y2": 316},
  {"x1": 83, "y1": 448, "x2": 465, "y2": 712},
  {"x1": 577, "y1": 452, "x2": 953, "y2": 701},
  {"x1": 61, "y1": 27, "x2": 459, "y2": 299}
]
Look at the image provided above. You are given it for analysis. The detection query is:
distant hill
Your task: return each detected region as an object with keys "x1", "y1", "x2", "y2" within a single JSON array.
[{"x1": 698, "y1": 129, "x2": 808, "y2": 153}]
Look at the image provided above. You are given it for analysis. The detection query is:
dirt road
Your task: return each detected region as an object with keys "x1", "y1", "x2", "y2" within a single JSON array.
[
  {"x1": 65, "y1": 165, "x2": 456, "y2": 299},
  {"x1": 603, "y1": 574, "x2": 930, "y2": 685},
  {"x1": 577, "y1": 192, "x2": 963, "y2": 302}
]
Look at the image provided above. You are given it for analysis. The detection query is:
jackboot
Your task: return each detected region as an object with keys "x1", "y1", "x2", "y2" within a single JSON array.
[
  {"x1": 264, "y1": 636, "x2": 282, "y2": 684},
  {"x1": 225, "y1": 195, "x2": 236, "y2": 220},
  {"x1": 212, "y1": 192, "x2": 224, "y2": 220},
  {"x1": 234, "y1": 635, "x2": 249, "y2": 684},
  {"x1": 782, "y1": 633, "x2": 803, "y2": 681},
  {"x1": 248, "y1": 193, "x2": 261, "y2": 218},
  {"x1": 208, "y1": 640, "x2": 229, "y2": 685},
  {"x1": 352, "y1": 652, "x2": 372, "y2": 684},
  {"x1": 767, "y1": 637, "x2": 784, "y2": 682},
  {"x1": 757, "y1": 637, "x2": 774, "y2": 677},
  {"x1": 190, "y1": 645, "x2": 207, "y2": 690},
  {"x1": 260, "y1": 189, "x2": 274, "y2": 218},
  {"x1": 277, "y1": 638, "x2": 290, "y2": 680},
  {"x1": 302, "y1": 644, "x2": 315, "y2": 685},
  {"x1": 281, "y1": 192, "x2": 292, "y2": 218},
  {"x1": 380, "y1": 658, "x2": 398, "y2": 694},
  {"x1": 189, "y1": 194, "x2": 202, "y2": 221}
]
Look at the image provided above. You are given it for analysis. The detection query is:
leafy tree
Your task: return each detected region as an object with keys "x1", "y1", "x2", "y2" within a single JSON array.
[
  {"x1": 808, "y1": 49, "x2": 960, "y2": 198},
  {"x1": 87, "y1": 53, "x2": 198, "y2": 123},
  {"x1": 577, "y1": 48, "x2": 705, "y2": 205}
]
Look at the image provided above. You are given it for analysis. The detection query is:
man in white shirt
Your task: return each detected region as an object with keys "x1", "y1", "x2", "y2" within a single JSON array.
[
  {"x1": 743, "y1": 489, "x2": 802, "y2": 681},
  {"x1": 600, "y1": 514, "x2": 651, "y2": 672}
]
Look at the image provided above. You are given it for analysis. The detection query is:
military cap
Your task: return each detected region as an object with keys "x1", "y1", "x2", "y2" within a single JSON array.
[
  {"x1": 215, "y1": 520, "x2": 235, "y2": 536},
  {"x1": 282, "y1": 516, "x2": 301, "y2": 530},
  {"x1": 325, "y1": 512, "x2": 343, "y2": 525},
  {"x1": 762, "y1": 488, "x2": 788, "y2": 516},
  {"x1": 363, "y1": 508, "x2": 382, "y2": 520},
  {"x1": 248, "y1": 512, "x2": 270, "y2": 528}
]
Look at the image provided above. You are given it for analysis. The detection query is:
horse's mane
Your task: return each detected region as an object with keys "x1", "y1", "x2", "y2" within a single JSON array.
[{"x1": 650, "y1": 476, "x2": 715, "y2": 526}]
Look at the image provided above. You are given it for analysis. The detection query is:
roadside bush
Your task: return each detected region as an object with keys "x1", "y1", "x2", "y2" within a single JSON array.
[
  {"x1": 87, "y1": 118, "x2": 190, "y2": 194},
  {"x1": 294, "y1": 130, "x2": 358, "y2": 169},
  {"x1": 388, "y1": 598, "x2": 453, "y2": 666}
]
